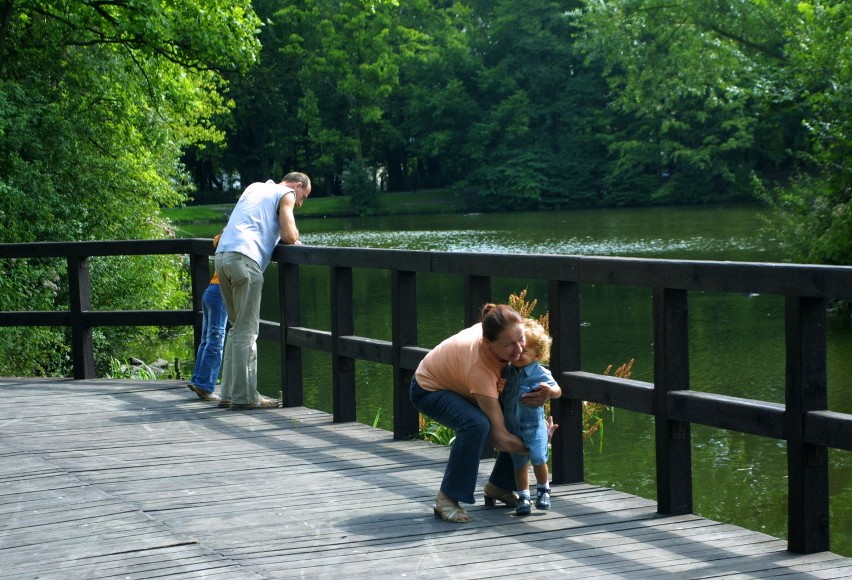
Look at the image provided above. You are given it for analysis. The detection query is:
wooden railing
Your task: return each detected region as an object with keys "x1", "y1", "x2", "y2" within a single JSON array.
[
  {"x1": 1, "y1": 239, "x2": 851, "y2": 554},
  {"x1": 0, "y1": 240, "x2": 215, "y2": 378}
]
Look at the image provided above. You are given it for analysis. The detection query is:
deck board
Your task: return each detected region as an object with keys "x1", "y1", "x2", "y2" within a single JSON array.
[{"x1": 1, "y1": 377, "x2": 850, "y2": 579}]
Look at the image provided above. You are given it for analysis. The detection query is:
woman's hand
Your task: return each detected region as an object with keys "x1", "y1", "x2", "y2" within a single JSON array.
[
  {"x1": 490, "y1": 429, "x2": 527, "y2": 454},
  {"x1": 475, "y1": 394, "x2": 528, "y2": 454},
  {"x1": 520, "y1": 383, "x2": 561, "y2": 407}
]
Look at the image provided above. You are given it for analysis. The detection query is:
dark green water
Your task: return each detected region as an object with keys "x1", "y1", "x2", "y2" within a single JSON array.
[{"x1": 180, "y1": 204, "x2": 851, "y2": 556}]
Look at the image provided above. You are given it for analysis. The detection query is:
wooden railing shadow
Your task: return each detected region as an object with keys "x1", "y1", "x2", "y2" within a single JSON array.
[{"x1": 1, "y1": 239, "x2": 851, "y2": 554}]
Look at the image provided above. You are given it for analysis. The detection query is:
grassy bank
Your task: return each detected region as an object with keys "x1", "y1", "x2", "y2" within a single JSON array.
[{"x1": 161, "y1": 189, "x2": 461, "y2": 224}]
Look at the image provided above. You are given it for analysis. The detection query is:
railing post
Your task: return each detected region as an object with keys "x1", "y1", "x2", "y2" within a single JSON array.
[
  {"x1": 332, "y1": 266, "x2": 356, "y2": 422},
  {"x1": 280, "y1": 262, "x2": 303, "y2": 407},
  {"x1": 68, "y1": 255, "x2": 95, "y2": 379},
  {"x1": 550, "y1": 280, "x2": 583, "y2": 484},
  {"x1": 392, "y1": 270, "x2": 419, "y2": 440},
  {"x1": 653, "y1": 287, "x2": 692, "y2": 515},
  {"x1": 464, "y1": 274, "x2": 493, "y2": 458},
  {"x1": 464, "y1": 274, "x2": 491, "y2": 327},
  {"x1": 785, "y1": 295, "x2": 829, "y2": 554}
]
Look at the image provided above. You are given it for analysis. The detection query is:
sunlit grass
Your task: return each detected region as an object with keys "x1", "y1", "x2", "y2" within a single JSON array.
[{"x1": 161, "y1": 188, "x2": 461, "y2": 224}]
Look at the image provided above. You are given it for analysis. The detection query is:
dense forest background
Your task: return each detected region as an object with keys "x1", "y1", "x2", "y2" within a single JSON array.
[{"x1": 1, "y1": 0, "x2": 849, "y2": 376}]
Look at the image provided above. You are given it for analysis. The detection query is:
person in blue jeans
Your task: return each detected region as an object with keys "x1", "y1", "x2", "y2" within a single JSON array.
[
  {"x1": 187, "y1": 235, "x2": 227, "y2": 401},
  {"x1": 410, "y1": 304, "x2": 529, "y2": 523},
  {"x1": 501, "y1": 318, "x2": 561, "y2": 515}
]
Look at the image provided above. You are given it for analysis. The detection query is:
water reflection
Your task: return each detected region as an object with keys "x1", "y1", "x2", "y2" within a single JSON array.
[
  {"x1": 302, "y1": 206, "x2": 773, "y2": 258},
  {"x1": 306, "y1": 229, "x2": 768, "y2": 257}
]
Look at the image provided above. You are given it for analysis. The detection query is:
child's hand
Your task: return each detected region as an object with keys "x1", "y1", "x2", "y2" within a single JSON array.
[
  {"x1": 520, "y1": 383, "x2": 551, "y2": 406},
  {"x1": 546, "y1": 416, "x2": 559, "y2": 441}
]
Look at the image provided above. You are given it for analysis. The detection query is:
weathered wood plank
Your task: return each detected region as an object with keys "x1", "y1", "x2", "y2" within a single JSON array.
[{"x1": 1, "y1": 378, "x2": 850, "y2": 579}]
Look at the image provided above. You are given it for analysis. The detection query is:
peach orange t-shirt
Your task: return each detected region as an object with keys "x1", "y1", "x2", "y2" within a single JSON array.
[{"x1": 415, "y1": 323, "x2": 506, "y2": 402}]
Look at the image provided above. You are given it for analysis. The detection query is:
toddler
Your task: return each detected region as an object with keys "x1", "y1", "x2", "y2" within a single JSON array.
[{"x1": 501, "y1": 318, "x2": 558, "y2": 515}]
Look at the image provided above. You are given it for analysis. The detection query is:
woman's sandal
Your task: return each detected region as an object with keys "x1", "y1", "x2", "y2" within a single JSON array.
[
  {"x1": 483, "y1": 481, "x2": 519, "y2": 508},
  {"x1": 433, "y1": 492, "x2": 471, "y2": 523}
]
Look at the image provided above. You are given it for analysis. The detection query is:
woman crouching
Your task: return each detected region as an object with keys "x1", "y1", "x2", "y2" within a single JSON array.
[{"x1": 410, "y1": 303, "x2": 530, "y2": 523}]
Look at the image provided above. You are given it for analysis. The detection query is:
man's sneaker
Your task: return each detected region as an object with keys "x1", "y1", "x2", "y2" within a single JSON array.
[
  {"x1": 535, "y1": 487, "x2": 551, "y2": 510},
  {"x1": 229, "y1": 395, "x2": 280, "y2": 410},
  {"x1": 217, "y1": 399, "x2": 232, "y2": 408},
  {"x1": 188, "y1": 384, "x2": 220, "y2": 401}
]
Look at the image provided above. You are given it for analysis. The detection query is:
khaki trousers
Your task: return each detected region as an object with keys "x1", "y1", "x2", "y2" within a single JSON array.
[{"x1": 216, "y1": 252, "x2": 264, "y2": 404}]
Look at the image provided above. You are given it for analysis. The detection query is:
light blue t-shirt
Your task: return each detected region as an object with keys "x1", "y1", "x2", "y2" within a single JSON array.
[{"x1": 216, "y1": 180, "x2": 294, "y2": 271}]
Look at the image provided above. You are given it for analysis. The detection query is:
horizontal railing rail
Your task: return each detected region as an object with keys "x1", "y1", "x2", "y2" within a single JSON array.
[
  {"x1": 1, "y1": 239, "x2": 851, "y2": 555},
  {"x1": 0, "y1": 239, "x2": 215, "y2": 378}
]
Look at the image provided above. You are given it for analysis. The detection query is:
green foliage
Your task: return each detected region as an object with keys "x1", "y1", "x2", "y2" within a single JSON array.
[
  {"x1": 272, "y1": 0, "x2": 415, "y2": 190},
  {"x1": 106, "y1": 358, "x2": 158, "y2": 381},
  {"x1": 758, "y1": 174, "x2": 852, "y2": 265},
  {"x1": 166, "y1": 0, "x2": 851, "y2": 267},
  {"x1": 417, "y1": 416, "x2": 457, "y2": 446},
  {"x1": 755, "y1": 1, "x2": 852, "y2": 264},
  {"x1": 461, "y1": 0, "x2": 612, "y2": 209},
  {"x1": 0, "y1": 255, "x2": 71, "y2": 376},
  {"x1": 570, "y1": 0, "x2": 851, "y2": 259},
  {"x1": 87, "y1": 254, "x2": 193, "y2": 375},
  {"x1": 0, "y1": 0, "x2": 261, "y2": 376},
  {"x1": 160, "y1": 205, "x2": 234, "y2": 225},
  {"x1": 0, "y1": 327, "x2": 73, "y2": 378},
  {"x1": 343, "y1": 160, "x2": 382, "y2": 216},
  {"x1": 569, "y1": 0, "x2": 775, "y2": 203}
]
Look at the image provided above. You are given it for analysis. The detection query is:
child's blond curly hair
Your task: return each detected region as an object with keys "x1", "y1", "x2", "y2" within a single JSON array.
[{"x1": 524, "y1": 318, "x2": 552, "y2": 364}]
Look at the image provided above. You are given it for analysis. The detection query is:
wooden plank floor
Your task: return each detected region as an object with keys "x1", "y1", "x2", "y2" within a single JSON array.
[{"x1": 1, "y1": 378, "x2": 850, "y2": 579}]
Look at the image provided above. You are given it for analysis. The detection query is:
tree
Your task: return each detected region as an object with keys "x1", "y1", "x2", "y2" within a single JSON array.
[
  {"x1": 569, "y1": 0, "x2": 786, "y2": 204},
  {"x1": 0, "y1": 0, "x2": 262, "y2": 375},
  {"x1": 382, "y1": 0, "x2": 481, "y2": 190},
  {"x1": 265, "y1": 0, "x2": 414, "y2": 195},
  {"x1": 570, "y1": 0, "x2": 851, "y2": 261},
  {"x1": 757, "y1": 1, "x2": 851, "y2": 264},
  {"x1": 460, "y1": 0, "x2": 611, "y2": 210}
]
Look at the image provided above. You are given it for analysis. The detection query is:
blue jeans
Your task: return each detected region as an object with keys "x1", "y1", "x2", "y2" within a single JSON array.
[
  {"x1": 509, "y1": 422, "x2": 549, "y2": 468},
  {"x1": 189, "y1": 283, "x2": 227, "y2": 393},
  {"x1": 410, "y1": 378, "x2": 516, "y2": 504}
]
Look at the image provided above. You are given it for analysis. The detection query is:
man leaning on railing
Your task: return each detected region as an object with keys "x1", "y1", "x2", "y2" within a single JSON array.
[{"x1": 211, "y1": 171, "x2": 311, "y2": 410}]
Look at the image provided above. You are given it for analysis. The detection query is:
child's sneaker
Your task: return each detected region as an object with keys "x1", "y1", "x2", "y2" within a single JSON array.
[
  {"x1": 535, "y1": 487, "x2": 551, "y2": 510},
  {"x1": 516, "y1": 496, "x2": 532, "y2": 516}
]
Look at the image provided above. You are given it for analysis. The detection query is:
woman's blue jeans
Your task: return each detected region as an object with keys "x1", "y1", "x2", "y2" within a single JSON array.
[
  {"x1": 189, "y1": 283, "x2": 227, "y2": 392},
  {"x1": 410, "y1": 378, "x2": 516, "y2": 504}
]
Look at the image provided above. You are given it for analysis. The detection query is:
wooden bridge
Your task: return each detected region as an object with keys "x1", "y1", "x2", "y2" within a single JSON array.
[
  {"x1": 2, "y1": 376, "x2": 851, "y2": 579},
  {"x1": 1, "y1": 239, "x2": 852, "y2": 577}
]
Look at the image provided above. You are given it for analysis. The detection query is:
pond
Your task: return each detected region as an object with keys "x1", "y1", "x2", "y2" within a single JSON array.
[{"x1": 179, "y1": 203, "x2": 851, "y2": 556}]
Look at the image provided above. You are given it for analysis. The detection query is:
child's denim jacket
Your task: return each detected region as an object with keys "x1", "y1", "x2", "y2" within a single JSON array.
[{"x1": 501, "y1": 361, "x2": 557, "y2": 466}]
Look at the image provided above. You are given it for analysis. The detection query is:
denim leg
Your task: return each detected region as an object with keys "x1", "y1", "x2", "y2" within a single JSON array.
[
  {"x1": 189, "y1": 284, "x2": 227, "y2": 392},
  {"x1": 217, "y1": 253, "x2": 263, "y2": 404},
  {"x1": 190, "y1": 300, "x2": 211, "y2": 387},
  {"x1": 524, "y1": 423, "x2": 550, "y2": 466},
  {"x1": 410, "y1": 379, "x2": 490, "y2": 504},
  {"x1": 489, "y1": 452, "x2": 518, "y2": 491}
]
